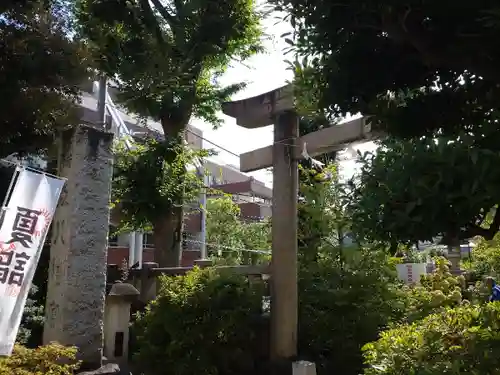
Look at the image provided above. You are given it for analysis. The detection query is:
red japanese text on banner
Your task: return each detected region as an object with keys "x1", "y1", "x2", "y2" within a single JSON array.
[{"x1": 0, "y1": 168, "x2": 65, "y2": 356}]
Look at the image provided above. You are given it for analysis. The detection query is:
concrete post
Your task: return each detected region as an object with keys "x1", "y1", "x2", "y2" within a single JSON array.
[{"x1": 43, "y1": 125, "x2": 114, "y2": 369}]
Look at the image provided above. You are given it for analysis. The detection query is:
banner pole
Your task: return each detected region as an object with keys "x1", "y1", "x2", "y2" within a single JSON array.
[
  {"x1": 0, "y1": 166, "x2": 22, "y2": 212},
  {"x1": 0, "y1": 159, "x2": 67, "y2": 181}
]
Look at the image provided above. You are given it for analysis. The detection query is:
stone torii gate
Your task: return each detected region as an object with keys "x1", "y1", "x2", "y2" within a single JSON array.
[{"x1": 222, "y1": 84, "x2": 378, "y2": 370}]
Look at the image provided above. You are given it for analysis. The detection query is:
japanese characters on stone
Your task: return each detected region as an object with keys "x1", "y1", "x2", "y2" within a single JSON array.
[{"x1": 0, "y1": 207, "x2": 40, "y2": 290}]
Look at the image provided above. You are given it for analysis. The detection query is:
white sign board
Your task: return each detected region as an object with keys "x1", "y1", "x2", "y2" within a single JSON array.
[
  {"x1": 0, "y1": 168, "x2": 64, "y2": 355},
  {"x1": 396, "y1": 263, "x2": 429, "y2": 285}
]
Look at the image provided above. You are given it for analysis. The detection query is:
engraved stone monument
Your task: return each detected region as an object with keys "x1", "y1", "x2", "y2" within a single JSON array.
[{"x1": 43, "y1": 125, "x2": 114, "y2": 369}]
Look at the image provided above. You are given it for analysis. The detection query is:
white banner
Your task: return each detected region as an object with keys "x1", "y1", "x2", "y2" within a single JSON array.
[{"x1": 0, "y1": 168, "x2": 65, "y2": 355}]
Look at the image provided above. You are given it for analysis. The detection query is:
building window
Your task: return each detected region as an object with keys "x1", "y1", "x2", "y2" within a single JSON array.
[{"x1": 143, "y1": 232, "x2": 155, "y2": 249}]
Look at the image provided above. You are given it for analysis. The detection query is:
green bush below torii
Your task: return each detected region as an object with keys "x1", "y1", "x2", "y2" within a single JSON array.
[{"x1": 131, "y1": 248, "x2": 405, "y2": 375}]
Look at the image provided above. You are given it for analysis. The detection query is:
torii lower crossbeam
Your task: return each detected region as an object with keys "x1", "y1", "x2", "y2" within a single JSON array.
[{"x1": 240, "y1": 116, "x2": 374, "y2": 173}]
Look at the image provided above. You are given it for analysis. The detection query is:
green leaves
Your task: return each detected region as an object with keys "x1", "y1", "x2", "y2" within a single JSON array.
[
  {"x1": 133, "y1": 248, "x2": 404, "y2": 375},
  {"x1": 76, "y1": 0, "x2": 265, "y2": 265},
  {"x1": 273, "y1": 0, "x2": 500, "y2": 138},
  {"x1": 349, "y1": 136, "x2": 500, "y2": 245},
  {"x1": 298, "y1": 249, "x2": 404, "y2": 375},
  {"x1": 206, "y1": 197, "x2": 271, "y2": 265},
  {"x1": 76, "y1": 0, "x2": 264, "y2": 129},
  {"x1": 0, "y1": 0, "x2": 89, "y2": 158},
  {"x1": 112, "y1": 137, "x2": 209, "y2": 231},
  {"x1": 463, "y1": 234, "x2": 500, "y2": 282},
  {"x1": 363, "y1": 303, "x2": 500, "y2": 375},
  {"x1": 132, "y1": 267, "x2": 266, "y2": 375}
]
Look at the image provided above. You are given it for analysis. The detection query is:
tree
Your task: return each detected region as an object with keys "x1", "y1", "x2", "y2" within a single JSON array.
[
  {"x1": 272, "y1": 0, "x2": 500, "y2": 139},
  {"x1": 205, "y1": 197, "x2": 270, "y2": 265},
  {"x1": 0, "y1": 0, "x2": 89, "y2": 158},
  {"x1": 112, "y1": 138, "x2": 207, "y2": 235},
  {"x1": 76, "y1": 0, "x2": 263, "y2": 266},
  {"x1": 349, "y1": 136, "x2": 500, "y2": 269}
]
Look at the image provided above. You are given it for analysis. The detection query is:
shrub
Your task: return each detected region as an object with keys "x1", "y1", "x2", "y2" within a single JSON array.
[
  {"x1": 463, "y1": 235, "x2": 500, "y2": 280},
  {"x1": 297, "y1": 249, "x2": 405, "y2": 375},
  {"x1": 0, "y1": 343, "x2": 80, "y2": 375},
  {"x1": 17, "y1": 285, "x2": 45, "y2": 348},
  {"x1": 363, "y1": 303, "x2": 500, "y2": 375},
  {"x1": 132, "y1": 249, "x2": 406, "y2": 375},
  {"x1": 132, "y1": 267, "x2": 266, "y2": 375},
  {"x1": 399, "y1": 256, "x2": 467, "y2": 323}
]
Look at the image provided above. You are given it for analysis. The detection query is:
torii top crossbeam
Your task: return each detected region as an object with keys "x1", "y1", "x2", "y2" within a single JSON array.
[{"x1": 222, "y1": 84, "x2": 380, "y2": 172}]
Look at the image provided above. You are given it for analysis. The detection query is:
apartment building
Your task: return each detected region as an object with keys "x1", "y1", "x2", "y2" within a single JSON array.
[{"x1": 78, "y1": 81, "x2": 272, "y2": 267}]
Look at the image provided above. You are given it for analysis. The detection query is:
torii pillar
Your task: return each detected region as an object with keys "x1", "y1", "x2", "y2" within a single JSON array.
[{"x1": 223, "y1": 85, "x2": 376, "y2": 373}]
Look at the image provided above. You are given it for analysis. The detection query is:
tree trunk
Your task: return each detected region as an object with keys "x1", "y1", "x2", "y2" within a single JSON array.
[
  {"x1": 153, "y1": 117, "x2": 187, "y2": 267},
  {"x1": 153, "y1": 205, "x2": 184, "y2": 267}
]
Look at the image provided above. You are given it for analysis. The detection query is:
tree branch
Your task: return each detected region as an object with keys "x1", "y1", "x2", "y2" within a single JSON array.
[
  {"x1": 466, "y1": 207, "x2": 500, "y2": 240},
  {"x1": 149, "y1": 0, "x2": 177, "y2": 27},
  {"x1": 138, "y1": 0, "x2": 166, "y2": 46}
]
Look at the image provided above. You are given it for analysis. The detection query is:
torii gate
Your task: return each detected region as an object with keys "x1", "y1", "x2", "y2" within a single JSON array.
[{"x1": 222, "y1": 84, "x2": 378, "y2": 367}]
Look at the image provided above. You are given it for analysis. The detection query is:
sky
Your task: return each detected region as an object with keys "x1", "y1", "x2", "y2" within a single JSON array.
[{"x1": 191, "y1": 8, "x2": 377, "y2": 186}]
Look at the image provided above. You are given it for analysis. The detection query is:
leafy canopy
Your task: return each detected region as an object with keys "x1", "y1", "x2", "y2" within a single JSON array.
[
  {"x1": 77, "y1": 0, "x2": 264, "y2": 266},
  {"x1": 349, "y1": 136, "x2": 500, "y2": 245},
  {"x1": 112, "y1": 138, "x2": 209, "y2": 231},
  {"x1": 0, "y1": 0, "x2": 89, "y2": 158},
  {"x1": 273, "y1": 0, "x2": 500, "y2": 138},
  {"x1": 76, "y1": 0, "x2": 264, "y2": 130}
]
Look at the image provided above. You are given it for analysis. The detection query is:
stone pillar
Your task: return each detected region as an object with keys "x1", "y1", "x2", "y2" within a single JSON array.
[
  {"x1": 44, "y1": 125, "x2": 114, "y2": 369},
  {"x1": 104, "y1": 282, "x2": 139, "y2": 363}
]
